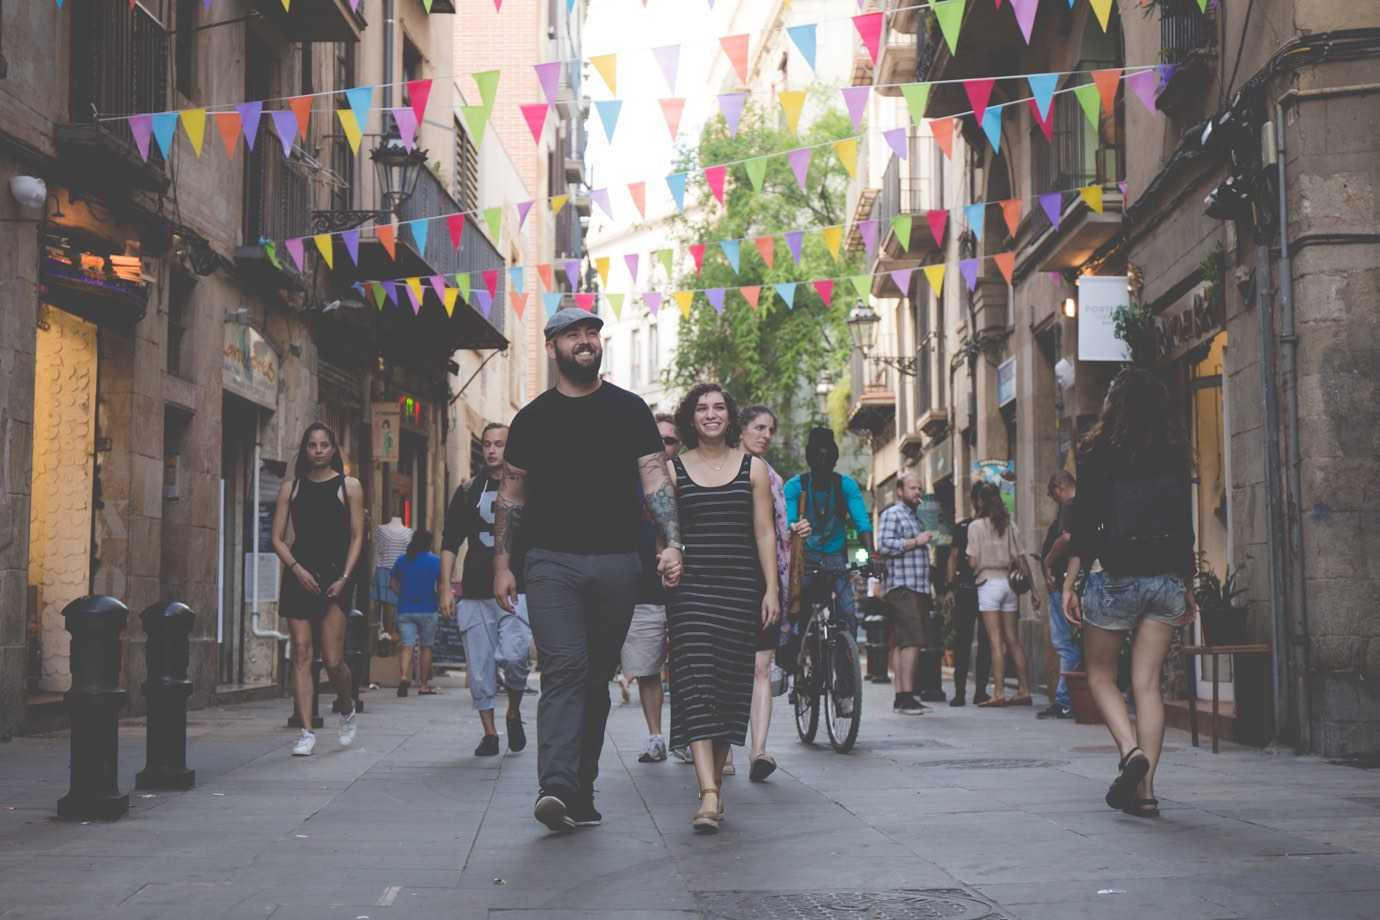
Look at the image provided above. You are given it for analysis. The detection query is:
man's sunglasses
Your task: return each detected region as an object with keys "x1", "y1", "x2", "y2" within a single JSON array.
[{"x1": 662, "y1": 436, "x2": 680, "y2": 446}]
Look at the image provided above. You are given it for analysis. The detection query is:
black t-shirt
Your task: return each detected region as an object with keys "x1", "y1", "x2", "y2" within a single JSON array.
[
  {"x1": 441, "y1": 475, "x2": 522, "y2": 599},
  {"x1": 953, "y1": 518, "x2": 978, "y2": 590},
  {"x1": 1041, "y1": 503, "x2": 1075, "y2": 586},
  {"x1": 504, "y1": 382, "x2": 663, "y2": 554}
]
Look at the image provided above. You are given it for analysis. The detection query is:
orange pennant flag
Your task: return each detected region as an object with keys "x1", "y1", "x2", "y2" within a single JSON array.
[
  {"x1": 754, "y1": 235, "x2": 775, "y2": 268},
  {"x1": 628, "y1": 181, "x2": 646, "y2": 218},
  {"x1": 376, "y1": 224, "x2": 397, "y2": 260},
  {"x1": 214, "y1": 112, "x2": 242, "y2": 159},
  {"x1": 720, "y1": 34, "x2": 749, "y2": 84},
  {"x1": 930, "y1": 117, "x2": 955, "y2": 159},
  {"x1": 999, "y1": 199, "x2": 1022, "y2": 237},
  {"x1": 1091, "y1": 68, "x2": 1122, "y2": 116},
  {"x1": 288, "y1": 96, "x2": 313, "y2": 140},
  {"x1": 993, "y1": 251, "x2": 1015, "y2": 285},
  {"x1": 740, "y1": 285, "x2": 761, "y2": 310},
  {"x1": 537, "y1": 263, "x2": 554, "y2": 291},
  {"x1": 509, "y1": 289, "x2": 528, "y2": 320}
]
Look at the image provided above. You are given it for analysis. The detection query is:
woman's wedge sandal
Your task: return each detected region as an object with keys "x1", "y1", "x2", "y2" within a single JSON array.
[
  {"x1": 1123, "y1": 797, "x2": 1160, "y2": 818},
  {"x1": 693, "y1": 788, "x2": 721, "y2": 834},
  {"x1": 1105, "y1": 746, "x2": 1151, "y2": 810},
  {"x1": 749, "y1": 754, "x2": 777, "y2": 783}
]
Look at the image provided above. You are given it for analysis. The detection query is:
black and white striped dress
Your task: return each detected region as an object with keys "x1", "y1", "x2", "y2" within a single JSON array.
[{"x1": 668, "y1": 453, "x2": 763, "y2": 749}]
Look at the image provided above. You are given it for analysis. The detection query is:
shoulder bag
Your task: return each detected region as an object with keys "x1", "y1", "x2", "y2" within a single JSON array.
[{"x1": 1006, "y1": 524, "x2": 1035, "y2": 596}]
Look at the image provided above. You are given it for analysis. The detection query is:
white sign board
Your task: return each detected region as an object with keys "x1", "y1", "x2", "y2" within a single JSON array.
[
  {"x1": 997, "y1": 357, "x2": 1017, "y2": 407},
  {"x1": 1077, "y1": 275, "x2": 1132, "y2": 363}
]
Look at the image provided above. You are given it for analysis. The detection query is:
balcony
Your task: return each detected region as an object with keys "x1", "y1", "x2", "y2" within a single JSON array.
[
  {"x1": 889, "y1": 0, "x2": 922, "y2": 34},
  {"x1": 565, "y1": 157, "x2": 585, "y2": 184},
  {"x1": 846, "y1": 349, "x2": 896, "y2": 436},
  {"x1": 556, "y1": 201, "x2": 584, "y2": 262},
  {"x1": 874, "y1": 28, "x2": 918, "y2": 97},
  {"x1": 252, "y1": 0, "x2": 365, "y2": 43},
  {"x1": 58, "y1": 0, "x2": 170, "y2": 194},
  {"x1": 1158, "y1": 1, "x2": 1218, "y2": 117},
  {"x1": 873, "y1": 148, "x2": 941, "y2": 292},
  {"x1": 234, "y1": 142, "x2": 314, "y2": 287}
]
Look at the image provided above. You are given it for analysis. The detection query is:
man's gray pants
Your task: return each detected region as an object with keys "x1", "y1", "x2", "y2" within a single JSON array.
[{"x1": 524, "y1": 549, "x2": 639, "y2": 797}]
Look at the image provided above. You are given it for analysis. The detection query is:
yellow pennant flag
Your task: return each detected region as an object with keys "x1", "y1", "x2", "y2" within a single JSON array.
[
  {"x1": 779, "y1": 90, "x2": 807, "y2": 136},
  {"x1": 405, "y1": 277, "x2": 425, "y2": 303},
  {"x1": 596, "y1": 256, "x2": 611, "y2": 286},
  {"x1": 606, "y1": 292, "x2": 624, "y2": 319},
  {"x1": 337, "y1": 109, "x2": 363, "y2": 154},
  {"x1": 922, "y1": 264, "x2": 946, "y2": 298},
  {"x1": 674, "y1": 290, "x2": 694, "y2": 318},
  {"x1": 180, "y1": 108, "x2": 207, "y2": 157},
  {"x1": 821, "y1": 225, "x2": 843, "y2": 261},
  {"x1": 1089, "y1": 0, "x2": 1113, "y2": 31},
  {"x1": 591, "y1": 54, "x2": 618, "y2": 94},
  {"x1": 442, "y1": 287, "x2": 459, "y2": 317},
  {"x1": 312, "y1": 234, "x2": 334, "y2": 269},
  {"x1": 551, "y1": 194, "x2": 569, "y2": 215},
  {"x1": 279, "y1": 0, "x2": 289, "y2": 10},
  {"x1": 1080, "y1": 184, "x2": 1104, "y2": 214},
  {"x1": 833, "y1": 138, "x2": 859, "y2": 177}
]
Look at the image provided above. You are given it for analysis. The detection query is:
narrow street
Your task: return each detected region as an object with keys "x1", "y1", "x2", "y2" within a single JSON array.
[{"x1": 3, "y1": 677, "x2": 1378, "y2": 920}]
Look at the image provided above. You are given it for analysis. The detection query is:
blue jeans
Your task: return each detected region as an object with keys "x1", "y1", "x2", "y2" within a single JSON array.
[
  {"x1": 804, "y1": 550, "x2": 857, "y2": 634},
  {"x1": 1047, "y1": 590, "x2": 1082, "y2": 709}
]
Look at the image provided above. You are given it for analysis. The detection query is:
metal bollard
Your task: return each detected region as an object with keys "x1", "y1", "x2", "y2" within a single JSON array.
[
  {"x1": 136, "y1": 602, "x2": 196, "y2": 790},
  {"x1": 860, "y1": 598, "x2": 891, "y2": 684},
  {"x1": 57, "y1": 596, "x2": 130, "y2": 821}
]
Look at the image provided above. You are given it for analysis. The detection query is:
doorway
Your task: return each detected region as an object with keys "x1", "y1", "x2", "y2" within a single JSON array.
[{"x1": 1190, "y1": 331, "x2": 1231, "y2": 701}]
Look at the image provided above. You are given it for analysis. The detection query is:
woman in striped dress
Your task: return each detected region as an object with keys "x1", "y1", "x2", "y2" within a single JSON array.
[{"x1": 667, "y1": 384, "x2": 779, "y2": 834}]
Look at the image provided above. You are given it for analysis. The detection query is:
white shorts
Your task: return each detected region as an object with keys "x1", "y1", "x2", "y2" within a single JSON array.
[
  {"x1": 977, "y1": 576, "x2": 1019, "y2": 614},
  {"x1": 621, "y1": 604, "x2": 667, "y2": 678}
]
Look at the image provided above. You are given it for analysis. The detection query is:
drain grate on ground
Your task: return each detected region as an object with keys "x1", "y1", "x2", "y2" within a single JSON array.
[
  {"x1": 910, "y1": 758, "x2": 1067, "y2": 770},
  {"x1": 696, "y1": 890, "x2": 1008, "y2": 920}
]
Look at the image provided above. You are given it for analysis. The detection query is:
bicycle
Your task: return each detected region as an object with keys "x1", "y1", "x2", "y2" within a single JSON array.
[{"x1": 790, "y1": 561, "x2": 868, "y2": 753}]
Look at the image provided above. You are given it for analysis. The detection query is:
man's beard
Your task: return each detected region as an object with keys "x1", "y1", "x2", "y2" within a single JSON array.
[{"x1": 556, "y1": 346, "x2": 601, "y2": 384}]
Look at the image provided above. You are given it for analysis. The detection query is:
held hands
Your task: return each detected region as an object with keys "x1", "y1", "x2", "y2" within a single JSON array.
[
  {"x1": 761, "y1": 590, "x2": 781, "y2": 627},
  {"x1": 658, "y1": 546, "x2": 684, "y2": 589},
  {"x1": 294, "y1": 567, "x2": 322, "y2": 595},
  {"x1": 1177, "y1": 588, "x2": 1200, "y2": 626},
  {"x1": 494, "y1": 567, "x2": 519, "y2": 613},
  {"x1": 1062, "y1": 586, "x2": 1083, "y2": 625}
]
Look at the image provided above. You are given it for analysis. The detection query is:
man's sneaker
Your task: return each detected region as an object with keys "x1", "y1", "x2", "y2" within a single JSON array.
[
  {"x1": 949, "y1": 696, "x2": 967, "y2": 707},
  {"x1": 534, "y1": 791, "x2": 576, "y2": 833},
  {"x1": 475, "y1": 734, "x2": 500, "y2": 757},
  {"x1": 893, "y1": 693, "x2": 905, "y2": 711},
  {"x1": 1036, "y1": 703, "x2": 1075, "y2": 720},
  {"x1": 919, "y1": 689, "x2": 948, "y2": 702},
  {"x1": 638, "y1": 735, "x2": 668, "y2": 763},
  {"x1": 338, "y1": 706, "x2": 357, "y2": 747},
  {"x1": 507, "y1": 716, "x2": 527, "y2": 753},
  {"x1": 896, "y1": 694, "x2": 927, "y2": 715},
  {"x1": 670, "y1": 745, "x2": 693, "y2": 764},
  {"x1": 291, "y1": 730, "x2": 316, "y2": 756},
  {"x1": 569, "y1": 791, "x2": 602, "y2": 827}
]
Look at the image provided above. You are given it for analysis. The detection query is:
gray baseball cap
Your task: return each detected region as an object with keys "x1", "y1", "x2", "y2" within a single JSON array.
[{"x1": 543, "y1": 306, "x2": 604, "y2": 340}]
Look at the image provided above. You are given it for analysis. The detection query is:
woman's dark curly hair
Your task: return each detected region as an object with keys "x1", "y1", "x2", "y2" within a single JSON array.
[
  {"x1": 1079, "y1": 368, "x2": 1190, "y2": 468},
  {"x1": 675, "y1": 383, "x2": 741, "y2": 450}
]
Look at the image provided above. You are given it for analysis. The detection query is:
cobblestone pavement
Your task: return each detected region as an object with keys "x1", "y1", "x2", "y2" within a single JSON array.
[{"x1": 2, "y1": 673, "x2": 1378, "y2": 919}]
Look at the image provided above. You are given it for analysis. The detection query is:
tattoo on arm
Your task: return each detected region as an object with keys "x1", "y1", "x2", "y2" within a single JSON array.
[
  {"x1": 494, "y1": 464, "x2": 527, "y2": 562},
  {"x1": 638, "y1": 454, "x2": 681, "y2": 546}
]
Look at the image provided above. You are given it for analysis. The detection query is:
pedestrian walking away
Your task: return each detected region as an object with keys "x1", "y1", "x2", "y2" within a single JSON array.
[
  {"x1": 1063, "y1": 369, "x2": 1199, "y2": 819},
  {"x1": 496, "y1": 308, "x2": 682, "y2": 834},
  {"x1": 667, "y1": 384, "x2": 779, "y2": 833},
  {"x1": 373, "y1": 515, "x2": 413, "y2": 630},
  {"x1": 947, "y1": 486, "x2": 993, "y2": 706},
  {"x1": 440, "y1": 423, "x2": 533, "y2": 758},
  {"x1": 271, "y1": 423, "x2": 365, "y2": 757},
  {"x1": 621, "y1": 414, "x2": 680, "y2": 765},
  {"x1": 966, "y1": 482, "x2": 1041, "y2": 707},
  {"x1": 1038, "y1": 471, "x2": 1081, "y2": 720},
  {"x1": 875, "y1": 471, "x2": 935, "y2": 715},
  {"x1": 389, "y1": 529, "x2": 441, "y2": 698}
]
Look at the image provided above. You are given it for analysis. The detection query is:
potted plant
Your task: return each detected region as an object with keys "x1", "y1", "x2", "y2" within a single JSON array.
[{"x1": 1194, "y1": 554, "x2": 1247, "y2": 645}]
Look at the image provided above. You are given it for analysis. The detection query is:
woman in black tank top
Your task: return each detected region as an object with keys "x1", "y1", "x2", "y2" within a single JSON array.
[{"x1": 271, "y1": 423, "x2": 366, "y2": 755}]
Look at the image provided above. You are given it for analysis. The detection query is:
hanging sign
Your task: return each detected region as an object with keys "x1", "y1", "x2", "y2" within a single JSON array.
[
  {"x1": 372, "y1": 402, "x2": 401, "y2": 464},
  {"x1": 1077, "y1": 275, "x2": 1132, "y2": 363},
  {"x1": 222, "y1": 323, "x2": 280, "y2": 410},
  {"x1": 1155, "y1": 281, "x2": 1223, "y2": 364}
]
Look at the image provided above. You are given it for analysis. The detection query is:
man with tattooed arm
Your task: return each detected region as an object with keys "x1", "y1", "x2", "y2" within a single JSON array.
[{"x1": 494, "y1": 308, "x2": 683, "y2": 834}]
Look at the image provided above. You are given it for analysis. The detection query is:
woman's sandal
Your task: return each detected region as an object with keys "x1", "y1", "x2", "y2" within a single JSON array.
[
  {"x1": 693, "y1": 788, "x2": 721, "y2": 834},
  {"x1": 1008, "y1": 695, "x2": 1033, "y2": 706},
  {"x1": 1105, "y1": 747, "x2": 1151, "y2": 811},
  {"x1": 1123, "y1": 797, "x2": 1160, "y2": 818},
  {"x1": 977, "y1": 697, "x2": 1007, "y2": 708},
  {"x1": 417, "y1": 687, "x2": 438, "y2": 695},
  {"x1": 749, "y1": 754, "x2": 777, "y2": 783}
]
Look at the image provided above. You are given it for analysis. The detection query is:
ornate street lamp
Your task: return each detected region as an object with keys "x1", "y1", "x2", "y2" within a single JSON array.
[
  {"x1": 846, "y1": 301, "x2": 919, "y2": 376},
  {"x1": 311, "y1": 137, "x2": 429, "y2": 233},
  {"x1": 815, "y1": 369, "x2": 834, "y2": 416}
]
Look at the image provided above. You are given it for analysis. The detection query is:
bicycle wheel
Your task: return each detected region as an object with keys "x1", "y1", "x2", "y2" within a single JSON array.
[
  {"x1": 824, "y1": 632, "x2": 863, "y2": 753},
  {"x1": 793, "y1": 635, "x2": 819, "y2": 744}
]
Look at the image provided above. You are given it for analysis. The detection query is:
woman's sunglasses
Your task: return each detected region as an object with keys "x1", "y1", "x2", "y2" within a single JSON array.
[{"x1": 662, "y1": 436, "x2": 680, "y2": 446}]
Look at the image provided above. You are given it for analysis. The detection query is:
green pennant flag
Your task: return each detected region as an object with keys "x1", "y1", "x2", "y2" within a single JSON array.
[
  {"x1": 745, "y1": 156, "x2": 769, "y2": 193},
  {"x1": 456, "y1": 273, "x2": 472, "y2": 302},
  {"x1": 473, "y1": 70, "x2": 501, "y2": 115},
  {"x1": 606, "y1": 292, "x2": 624, "y2": 319},
  {"x1": 657, "y1": 248, "x2": 674, "y2": 279},
  {"x1": 891, "y1": 214, "x2": 912, "y2": 251},
  {"x1": 484, "y1": 207, "x2": 503, "y2": 244},
  {"x1": 462, "y1": 105, "x2": 489, "y2": 145},
  {"x1": 370, "y1": 281, "x2": 387, "y2": 310},
  {"x1": 262, "y1": 239, "x2": 281, "y2": 270},
  {"x1": 900, "y1": 83, "x2": 931, "y2": 125},
  {"x1": 420, "y1": 0, "x2": 432, "y2": 10},
  {"x1": 850, "y1": 275, "x2": 871, "y2": 301},
  {"x1": 934, "y1": 0, "x2": 966, "y2": 55},
  {"x1": 1072, "y1": 82, "x2": 1101, "y2": 131}
]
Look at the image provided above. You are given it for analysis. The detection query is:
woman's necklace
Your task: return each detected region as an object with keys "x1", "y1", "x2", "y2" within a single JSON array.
[{"x1": 701, "y1": 446, "x2": 732, "y2": 473}]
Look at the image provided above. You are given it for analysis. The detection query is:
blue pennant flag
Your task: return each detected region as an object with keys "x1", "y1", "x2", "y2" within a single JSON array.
[
  {"x1": 981, "y1": 104, "x2": 1004, "y2": 153},
  {"x1": 151, "y1": 112, "x2": 179, "y2": 158},
  {"x1": 1027, "y1": 73, "x2": 1058, "y2": 121},
  {"x1": 964, "y1": 203, "x2": 986, "y2": 242},
  {"x1": 542, "y1": 291, "x2": 563, "y2": 317},
  {"x1": 408, "y1": 219, "x2": 429, "y2": 255},
  {"x1": 666, "y1": 172, "x2": 687, "y2": 213},
  {"x1": 346, "y1": 86, "x2": 374, "y2": 132},
  {"x1": 719, "y1": 238, "x2": 741, "y2": 273},
  {"x1": 774, "y1": 281, "x2": 798, "y2": 309},
  {"x1": 595, "y1": 99, "x2": 622, "y2": 142},
  {"x1": 509, "y1": 266, "x2": 525, "y2": 295},
  {"x1": 787, "y1": 24, "x2": 817, "y2": 71}
]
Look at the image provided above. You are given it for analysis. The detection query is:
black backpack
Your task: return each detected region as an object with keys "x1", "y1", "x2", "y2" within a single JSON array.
[{"x1": 1101, "y1": 472, "x2": 1189, "y2": 573}]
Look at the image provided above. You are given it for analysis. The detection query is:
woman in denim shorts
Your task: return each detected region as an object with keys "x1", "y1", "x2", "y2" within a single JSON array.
[
  {"x1": 389, "y1": 530, "x2": 442, "y2": 697},
  {"x1": 1063, "y1": 370, "x2": 1198, "y2": 819}
]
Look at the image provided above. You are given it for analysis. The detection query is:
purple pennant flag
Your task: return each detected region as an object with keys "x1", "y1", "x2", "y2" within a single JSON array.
[
  {"x1": 890, "y1": 268, "x2": 914, "y2": 293},
  {"x1": 429, "y1": 275, "x2": 447, "y2": 302},
  {"x1": 563, "y1": 259, "x2": 581, "y2": 289},
  {"x1": 128, "y1": 115, "x2": 153, "y2": 162},
  {"x1": 882, "y1": 127, "x2": 908, "y2": 160},
  {"x1": 1125, "y1": 69, "x2": 1160, "y2": 114},
  {"x1": 644, "y1": 291, "x2": 662, "y2": 314},
  {"x1": 393, "y1": 108, "x2": 419, "y2": 150},
  {"x1": 534, "y1": 62, "x2": 563, "y2": 105},
  {"x1": 591, "y1": 187, "x2": 613, "y2": 220},
  {"x1": 475, "y1": 290, "x2": 493, "y2": 319},
  {"x1": 236, "y1": 101, "x2": 263, "y2": 150},
  {"x1": 624, "y1": 253, "x2": 639, "y2": 282},
  {"x1": 342, "y1": 229, "x2": 360, "y2": 265},
  {"x1": 284, "y1": 238, "x2": 306, "y2": 272},
  {"x1": 841, "y1": 86, "x2": 870, "y2": 131},
  {"x1": 1039, "y1": 192, "x2": 1063, "y2": 229},
  {"x1": 380, "y1": 281, "x2": 397, "y2": 306},
  {"x1": 859, "y1": 219, "x2": 878, "y2": 260},
  {"x1": 405, "y1": 283, "x2": 422, "y2": 315},
  {"x1": 270, "y1": 110, "x2": 298, "y2": 158},
  {"x1": 1119, "y1": 180, "x2": 1128, "y2": 198},
  {"x1": 1156, "y1": 64, "x2": 1179, "y2": 92},
  {"x1": 653, "y1": 44, "x2": 681, "y2": 92},
  {"x1": 517, "y1": 200, "x2": 534, "y2": 228},
  {"x1": 788, "y1": 147, "x2": 812, "y2": 191},
  {"x1": 1011, "y1": 0, "x2": 1038, "y2": 44},
  {"x1": 718, "y1": 93, "x2": 747, "y2": 137},
  {"x1": 959, "y1": 258, "x2": 980, "y2": 292},
  {"x1": 785, "y1": 230, "x2": 805, "y2": 265},
  {"x1": 706, "y1": 288, "x2": 726, "y2": 314}
]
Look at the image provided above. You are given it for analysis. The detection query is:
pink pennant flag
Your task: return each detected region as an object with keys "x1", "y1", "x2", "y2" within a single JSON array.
[
  {"x1": 1125, "y1": 69, "x2": 1160, "y2": 113},
  {"x1": 517, "y1": 200, "x2": 534, "y2": 228},
  {"x1": 959, "y1": 258, "x2": 980, "y2": 292},
  {"x1": 690, "y1": 243, "x2": 707, "y2": 275},
  {"x1": 128, "y1": 115, "x2": 153, "y2": 161},
  {"x1": 393, "y1": 108, "x2": 419, "y2": 150},
  {"x1": 644, "y1": 291, "x2": 662, "y2": 314},
  {"x1": 755, "y1": 236, "x2": 775, "y2": 268},
  {"x1": 482, "y1": 269, "x2": 500, "y2": 299},
  {"x1": 883, "y1": 127, "x2": 908, "y2": 159},
  {"x1": 788, "y1": 148, "x2": 812, "y2": 191},
  {"x1": 405, "y1": 79, "x2": 432, "y2": 126},
  {"x1": 812, "y1": 279, "x2": 835, "y2": 307},
  {"x1": 1011, "y1": 0, "x2": 1038, "y2": 44},
  {"x1": 841, "y1": 86, "x2": 870, "y2": 131},
  {"x1": 628, "y1": 181, "x2": 646, "y2": 218},
  {"x1": 718, "y1": 93, "x2": 747, "y2": 136},
  {"x1": 785, "y1": 230, "x2": 805, "y2": 265},
  {"x1": 429, "y1": 275, "x2": 448, "y2": 302},
  {"x1": 447, "y1": 214, "x2": 466, "y2": 249},
  {"x1": 720, "y1": 34, "x2": 749, "y2": 83},
  {"x1": 533, "y1": 62, "x2": 563, "y2": 104},
  {"x1": 963, "y1": 79, "x2": 995, "y2": 124},
  {"x1": 852, "y1": 12, "x2": 883, "y2": 65},
  {"x1": 624, "y1": 253, "x2": 640, "y2": 282},
  {"x1": 404, "y1": 282, "x2": 422, "y2": 315},
  {"x1": 659, "y1": 98, "x2": 685, "y2": 140},
  {"x1": 740, "y1": 286, "x2": 761, "y2": 310},
  {"x1": 890, "y1": 268, "x2": 914, "y2": 293},
  {"x1": 521, "y1": 103, "x2": 550, "y2": 144},
  {"x1": 574, "y1": 292, "x2": 596, "y2": 312},
  {"x1": 859, "y1": 219, "x2": 878, "y2": 259},
  {"x1": 1027, "y1": 97, "x2": 1055, "y2": 141},
  {"x1": 284, "y1": 238, "x2": 306, "y2": 273},
  {"x1": 927, "y1": 209, "x2": 948, "y2": 248},
  {"x1": 704, "y1": 165, "x2": 728, "y2": 205}
]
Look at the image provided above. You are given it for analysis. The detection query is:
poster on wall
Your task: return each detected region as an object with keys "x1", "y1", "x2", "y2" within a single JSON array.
[
  {"x1": 372, "y1": 402, "x2": 401, "y2": 465},
  {"x1": 1077, "y1": 275, "x2": 1132, "y2": 363},
  {"x1": 973, "y1": 459, "x2": 1016, "y2": 516}
]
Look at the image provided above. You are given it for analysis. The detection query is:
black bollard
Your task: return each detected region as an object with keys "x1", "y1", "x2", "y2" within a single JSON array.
[
  {"x1": 136, "y1": 602, "x2": 196, "y2": 790},
  {"x1": 57, "y1": 596, "x2": 130, "y2": 821},
  {"x1": 860, "y1": 598, "x2": 891, "y2": 684}
]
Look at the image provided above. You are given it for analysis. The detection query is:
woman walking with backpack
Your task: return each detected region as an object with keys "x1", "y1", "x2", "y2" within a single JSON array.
[
  {"x1": 1062, "y1": 369, "x2": 1198, "y2": 818},
  {"x1": 966, "y1": 482, "x2": 1040, "y2": 707}
]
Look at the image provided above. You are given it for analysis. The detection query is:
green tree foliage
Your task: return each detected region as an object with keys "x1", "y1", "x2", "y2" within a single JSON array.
[{"x1": 669, "y1": 93, "x2": 862, "y2": 471}]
